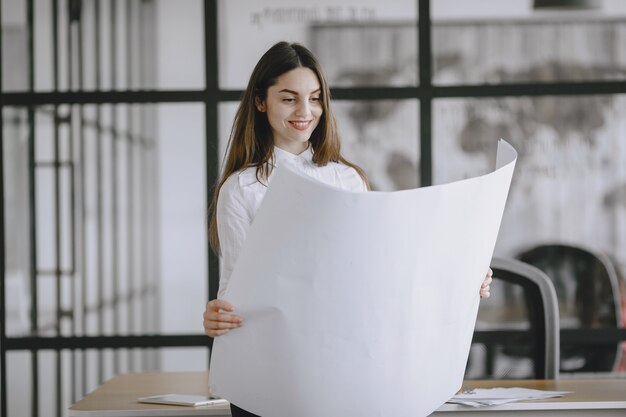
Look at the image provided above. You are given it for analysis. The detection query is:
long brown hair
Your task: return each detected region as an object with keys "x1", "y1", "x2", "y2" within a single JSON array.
[{"x1": 209, "y1": 41, "x2": 368, "y2": 254}]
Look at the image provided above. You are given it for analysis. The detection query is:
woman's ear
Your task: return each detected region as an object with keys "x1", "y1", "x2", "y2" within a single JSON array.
[{"x1": 255, "y1": 97, "x2": 266, "y2": 112}]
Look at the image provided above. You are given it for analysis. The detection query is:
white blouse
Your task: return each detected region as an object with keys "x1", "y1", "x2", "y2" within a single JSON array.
[{"x1": 216, "y1": 145, "x2": 368, "y2": 298}]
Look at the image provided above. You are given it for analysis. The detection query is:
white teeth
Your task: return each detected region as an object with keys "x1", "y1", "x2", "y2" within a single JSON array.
[{"x1": 291, "y1": 121, "x2": 309, "y2": 128}]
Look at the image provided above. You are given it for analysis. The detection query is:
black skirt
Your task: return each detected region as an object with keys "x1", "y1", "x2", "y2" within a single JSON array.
[{"x1": 230, "y1": 403, "x2": 261, "y2": 417}]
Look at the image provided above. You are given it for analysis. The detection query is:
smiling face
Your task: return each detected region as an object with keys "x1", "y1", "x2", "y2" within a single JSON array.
[{"x1": 256, "y1": 67, "x2": 323, "y2": 155}]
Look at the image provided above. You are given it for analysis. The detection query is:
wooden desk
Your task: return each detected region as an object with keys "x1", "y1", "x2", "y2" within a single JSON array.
[
  {"x1": 69, "y1": 371, "x2": 626, "y2": 417},
  {"x1": 68, "y1": 372, "x2": 229, "y2": 417}
]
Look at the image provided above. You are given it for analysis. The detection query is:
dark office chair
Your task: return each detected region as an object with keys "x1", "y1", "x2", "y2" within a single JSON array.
[
  {"x1": 466, "y1": 257, "x2": 560, "y2": 380},
  {"x1": 517, "y1": 243, "x2": 623, "y2": 374}
]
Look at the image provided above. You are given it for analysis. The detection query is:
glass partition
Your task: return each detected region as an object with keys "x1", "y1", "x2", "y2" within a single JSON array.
[
  {"x1": 433, "y1": 95, "x2": 626, "y2": 277},
  {"x1": 218, "y1": 0, "x2": 417, "y2": 89},
  {"x1": 432, "y1": 6, "x2": 626, "y2": 85}
]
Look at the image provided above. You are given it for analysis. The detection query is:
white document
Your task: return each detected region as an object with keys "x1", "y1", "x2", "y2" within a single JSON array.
[
  {"x1": 210, "y1": 139, "x2": 517, "y2": 417},
  {"x1": 447, "y1": 387, "x2": 570, "y2": 407}
]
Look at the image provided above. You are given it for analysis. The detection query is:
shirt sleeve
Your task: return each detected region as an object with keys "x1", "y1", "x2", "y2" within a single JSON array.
[{"x1": 216, "y1": 173, "x2": 253, "y2": 299}]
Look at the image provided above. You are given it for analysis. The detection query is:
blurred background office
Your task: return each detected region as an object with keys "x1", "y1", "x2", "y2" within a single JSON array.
[{"x1": 2, "y1": 0, "x2": 626, "y2": 416}]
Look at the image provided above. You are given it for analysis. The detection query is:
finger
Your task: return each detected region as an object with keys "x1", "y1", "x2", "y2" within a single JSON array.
[
  {"x1": 205, "y1": 328, "x2": 231, "y2": 337},
  {"x1": 203, "y1": 314, "x2": 243, "y2": 331},
  {"x1": 481, "y1": 277, "x2": 493, "y2": 288},
  {"x1": 207, "y1": 299, "x2": 235, "y2": 312},
  {"x1": 205, "y1": 299, "x2": 235, "y2": 314},
  {"x1": 204, "y1": 319, "x2": 242, "y2": 330},
  {"x1": 487, "y1": 268, "x2": 493, "y2": 277},
  {"x1": 480, "y1": 290, "x2": 491, "y2": 299},
  {"x1": 205, "y1": 312, "x2": 243, "y2": 323}
]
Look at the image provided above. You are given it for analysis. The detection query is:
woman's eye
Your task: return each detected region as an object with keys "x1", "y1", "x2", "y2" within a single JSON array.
[
  {"x1": 310, "y1": 97, "x2": 320, "y2": 102},
  {"x1": 283, "y1": 98, "x2": 296, "y2": 103}
]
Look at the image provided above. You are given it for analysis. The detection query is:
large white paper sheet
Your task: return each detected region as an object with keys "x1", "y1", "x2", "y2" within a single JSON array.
[{"x1": 209, "y1": 139, "x2": 517, "y2": 417}]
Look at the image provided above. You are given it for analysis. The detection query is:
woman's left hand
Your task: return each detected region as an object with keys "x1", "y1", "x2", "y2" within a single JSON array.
[{"x1": 480, "y1": 268, "x2": 493, "y2": 299}]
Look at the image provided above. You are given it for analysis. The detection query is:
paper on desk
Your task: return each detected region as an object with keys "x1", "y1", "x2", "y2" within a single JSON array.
[
  {"x1": 447, "y1": 387, "x2": 570, "y2": 407},
  {"x1": 209, "y1": 139, "x2": 517, "y2": 417}
]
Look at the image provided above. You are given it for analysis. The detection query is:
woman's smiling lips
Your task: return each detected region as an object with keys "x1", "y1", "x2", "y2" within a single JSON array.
[{"x1": 289, "y1": 120, "x2": 312, "y2": 131}]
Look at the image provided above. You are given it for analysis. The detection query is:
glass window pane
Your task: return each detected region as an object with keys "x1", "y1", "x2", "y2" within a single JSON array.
[
  {"x1": 2, "y1": 0, "x2": 28, "y2": 91},
  {"x1": 2, "y1": 0, "x2": 205, "y2": 92},
  {"x1": 312, "y1": 23, "x2": 418, "y2": 87},
  {"x1": 432, "y1": 6, "x2": 626, "y2": 85},
  {"x1": 3, "y1": 107, "x2": 31, "y2": 336},
  {"x1": 218, "y1": 0, "x2": 417, "y2": 89},
  {"x1": 3, "y1": 103, "x2": 207, "y2": 338},
  {"x1": 6, "y1": 352, "x2": 33, "y2": 416},
  {"x1": 33, "y1": 0, "x2": 54, "y2": 91},
  {"x1": 433, "y1": 96, "x2": 626, "y2": 281},
  {"x1": 335, "y1": 99, "x2": 419, "y2": 190},
  {"x1": 155, "y1": 0, "x2": 205, "y2": 90},
  {"x1": 156, "y1": 103, "x2": 207, "y2": 335},
  {"x1": 160, "y1": 347, "x2": 209, "y2": 371}
]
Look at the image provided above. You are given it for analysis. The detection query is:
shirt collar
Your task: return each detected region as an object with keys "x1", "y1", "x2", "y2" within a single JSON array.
[{"x1": 272, "y1": 144, "x2": 314, "y2": 166}]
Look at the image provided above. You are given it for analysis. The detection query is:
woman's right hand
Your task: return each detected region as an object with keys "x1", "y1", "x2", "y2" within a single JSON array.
[{"x1": 203, "y1": 299, "x2": 243, "y2": 337}]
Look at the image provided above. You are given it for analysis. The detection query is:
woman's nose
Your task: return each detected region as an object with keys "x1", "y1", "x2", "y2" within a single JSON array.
[{"x1": 294, "y1": 100, "x2": 310, "y2": 117}]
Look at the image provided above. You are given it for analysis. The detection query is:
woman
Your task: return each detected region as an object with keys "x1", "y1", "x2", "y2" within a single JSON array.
[{"x1": 203, "y1": 41, "x2": 492, "y2": 416}]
